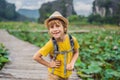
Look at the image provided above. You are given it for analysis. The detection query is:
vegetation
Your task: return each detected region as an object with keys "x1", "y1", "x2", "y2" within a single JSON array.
[
  {"x1": 88, "y1": 14, "x2": 120, "y2": 25},
  {"x1": 74, "y1": 30, "x2": 120, "y2": 80},
  {"x1": 68, "y1": 14, "x2": 120, "y2": 26},
  {"x1": 0, "y1": 22, "x2": 45, "y2": 31},
  {"x1": 8, "y1": 31, "x2": 49, "y2": 47},
  {"x1": 68, "y1": 15, "x2": 89, "y2": 26},
  {"x1": 0, "y1": 43, "x2": 9, "y2": 70}
]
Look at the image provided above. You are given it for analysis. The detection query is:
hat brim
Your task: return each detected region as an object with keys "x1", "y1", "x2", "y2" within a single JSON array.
[{"x1": 44, "y1": 16, "x2": 69, "y2": 28}]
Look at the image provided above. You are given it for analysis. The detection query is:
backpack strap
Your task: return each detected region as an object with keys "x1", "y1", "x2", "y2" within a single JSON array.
[
  {"x1": 51, "y1": 37, "x2": 59, "y2": 74},
  {"x1": 51, "y1": 37, "x2": 59, "y2": 60},
  {"x1": 68, "y1": 34, "x2": 74, "y2": 52},
  {"x1": 64, "y1": 34, "x2": 74, "y2": 75}
]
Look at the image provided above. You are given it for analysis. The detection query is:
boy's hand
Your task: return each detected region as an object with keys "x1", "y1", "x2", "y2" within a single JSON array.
[
  {"x1": 66, "y1": 63, "x2": 74, "y2": 71},
  {"x1": 49, "y1": 60, "x2": 61, "y2": 68}
]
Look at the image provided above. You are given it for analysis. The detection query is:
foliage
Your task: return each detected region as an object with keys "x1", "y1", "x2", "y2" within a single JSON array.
[
  {"x1": 68, "y1": 15, "x2": 89, "y2": 26},
  {"x1": 68, "y1": 14, "x2": 120, "y2": 26},
  {"x1": 68, "y1": 15, "x2": 80, "y2": 22},
  {"x1": 0, "y1": 43, "x2": 9, "y2": 70},
  {"x1": 74, "y1": 30, "x2": 120, "y2": 80},
  {"x1": 88, "y1": 14, "x2": 102, "y2": 25},
  {"x1": 88, "y1": 14, "x2": 120, "y2": 25},
  {"x1": 0, "y1": 22, "x2": 45, "y2": 31},
  {"x1": 9, "y1": 32, "x2": 49, "y2": 47}
]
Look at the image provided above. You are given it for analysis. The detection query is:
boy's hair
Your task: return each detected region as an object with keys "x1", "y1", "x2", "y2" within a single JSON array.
[{"x1": 48, "y1": 19, "x2": 67, "y2": 34}]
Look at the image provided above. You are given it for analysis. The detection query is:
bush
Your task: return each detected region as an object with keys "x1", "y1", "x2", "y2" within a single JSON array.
[
  {"x1": 88, "y1": 14, "x2": 120, "y2": 25},
  {"x1": 88, "y1": 14, "x2": 102, "y2": 24},
  {"x1": 68, "y1": 15, "x2": 80, "y2": 22},
  {"x1": 0, "y1": 43, "x2": 9, "y2": 70},
  {"x1": 68, "y1": 15, "x2": 88, "y2": 25}
]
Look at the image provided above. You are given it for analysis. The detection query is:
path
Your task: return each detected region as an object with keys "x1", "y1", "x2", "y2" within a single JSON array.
[{"x1": 0, "y1": 30, "x2": 80, "y2": 80}]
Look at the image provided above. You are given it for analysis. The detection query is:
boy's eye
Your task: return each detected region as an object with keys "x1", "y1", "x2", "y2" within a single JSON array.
[
  {"x1": 56, "y1": 25, "x2": 60, "y2": 27},
  {"x1": 50, "y1": 26, "x2": 54, "y2": 28}
]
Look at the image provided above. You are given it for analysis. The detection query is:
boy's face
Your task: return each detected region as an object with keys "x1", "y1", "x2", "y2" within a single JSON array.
[{"x1": 49, "y1": 22, "x2": 65, "y2": 40}]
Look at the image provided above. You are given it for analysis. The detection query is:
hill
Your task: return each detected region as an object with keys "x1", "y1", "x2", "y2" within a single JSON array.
[
  {"x1": 18, "y1": 9, "x2": 40, "y2": 19},
  {"x1": 0, "y1": 0, "x2": 31, "y2": 21},
  {"x1": 38, "y1": 0, "x2": 76, "y2": 23},
  {"x1": 93, "y1": 0, "x2": 120, "y2": 17}
]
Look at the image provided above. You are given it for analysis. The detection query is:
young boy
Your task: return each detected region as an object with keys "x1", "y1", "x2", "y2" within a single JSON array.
[{"x1": 33, "y1": 11, "x2": 79, "y2": 80}]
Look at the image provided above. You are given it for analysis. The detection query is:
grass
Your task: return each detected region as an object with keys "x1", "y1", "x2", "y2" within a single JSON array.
[
  {"x1": 0, "y1": 21, "x2": 120, "y2": 32},
  {"x1": 0, "y1": 21, "x2": 46, "y2": 31}
]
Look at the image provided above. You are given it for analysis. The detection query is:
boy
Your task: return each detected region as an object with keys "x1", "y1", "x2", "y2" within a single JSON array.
[{"x1": 33, "y1": 11, "x2": 79, "y2": 80}]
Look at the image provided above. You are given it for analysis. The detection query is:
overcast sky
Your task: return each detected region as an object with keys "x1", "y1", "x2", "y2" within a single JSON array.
[{"x1": 6, "y1": 0, "x2": 94, "y2": 16}]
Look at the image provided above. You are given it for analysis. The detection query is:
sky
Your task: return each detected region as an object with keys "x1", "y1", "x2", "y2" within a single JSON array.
[{"x1": 6, "y1": 0, "x2": 94, "y2": 16}]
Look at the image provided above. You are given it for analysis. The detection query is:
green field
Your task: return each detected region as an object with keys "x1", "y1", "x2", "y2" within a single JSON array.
[{"x1": 0, "y1": 22, "x2": 120, "y2": 80}]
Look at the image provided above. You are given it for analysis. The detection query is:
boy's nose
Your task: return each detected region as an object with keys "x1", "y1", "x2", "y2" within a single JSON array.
[{"x1": 53, "y1": 26, "x2": 58, "y2": 30}]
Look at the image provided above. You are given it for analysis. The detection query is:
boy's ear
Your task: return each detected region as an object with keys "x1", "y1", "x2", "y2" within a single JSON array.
[
  {"x1": 64, "y1": 28, "x2": 67, "y2": 33},
  {"x1": 65, "y1": 28, "x2": 67, "y2": 31}
]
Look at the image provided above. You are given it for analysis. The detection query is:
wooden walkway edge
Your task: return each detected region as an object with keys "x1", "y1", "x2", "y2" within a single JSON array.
[{"x1": 0, "y1": 30, "x2": 81, "y2": 80}]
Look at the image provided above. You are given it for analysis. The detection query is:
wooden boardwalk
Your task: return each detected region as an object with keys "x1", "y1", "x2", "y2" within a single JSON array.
[{"x1": 0, "y1": 30, "x2": 81, "y2": 80}]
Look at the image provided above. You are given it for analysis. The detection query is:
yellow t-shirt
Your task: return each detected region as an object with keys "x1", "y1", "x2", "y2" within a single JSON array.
[{"x1": 38, "y1": 34, "x2": 79, "y2": 78}]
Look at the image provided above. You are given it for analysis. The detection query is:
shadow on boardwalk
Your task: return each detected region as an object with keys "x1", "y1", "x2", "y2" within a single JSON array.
[{"x1": 0, "y1": 30, "x2": 81, "y2": 80}]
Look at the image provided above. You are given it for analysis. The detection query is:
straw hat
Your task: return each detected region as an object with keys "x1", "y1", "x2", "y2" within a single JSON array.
[{"x1": 44, "y1": 11, "x2": 69, "y2": 27}]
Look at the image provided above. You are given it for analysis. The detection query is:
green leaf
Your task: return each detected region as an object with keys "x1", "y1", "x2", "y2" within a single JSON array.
[
  {"x1": 88, "y1": 65, "x2": 101, "y2": 73},
  {"x1": 77, "y1": 61, "x2": 87, "y2": 69},
  {"x1": 105, "y1": 69, "x2": 120, "y2": 78},
  {"x1": 77, "y1": 71, "x2": 92, "y2": 78},
  {"x1": 87, "y1": 78, "x2": 94, "y2": 80},
  {"x1": 82, "y1": 62, "x2": 102, "y2": 74},
  {"x1": 0, "y1": 56, "x2": 9, "y2": 63}
]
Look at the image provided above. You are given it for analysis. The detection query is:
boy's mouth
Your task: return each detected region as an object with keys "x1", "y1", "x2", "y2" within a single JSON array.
[{"x1": 52, "y1": 31, "x2": 60, "y2": 35}]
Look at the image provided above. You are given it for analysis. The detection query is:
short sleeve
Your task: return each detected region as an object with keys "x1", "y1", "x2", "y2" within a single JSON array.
[{"x1": 37, "y1": 39, "x2": 53, "y2": 56}]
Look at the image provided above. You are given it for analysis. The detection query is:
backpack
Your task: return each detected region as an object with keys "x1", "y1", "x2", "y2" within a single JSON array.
[{"x1": 51, "y1": 34, "x2": 74, "y2": 75}]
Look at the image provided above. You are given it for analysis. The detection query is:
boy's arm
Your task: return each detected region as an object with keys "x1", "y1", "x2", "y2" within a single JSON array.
[
  {"x1": 66, "y1": 49, "x2": 79, "y2": 70},
  {"x1": 33, "y1": 51, "x2": 61, "y2": 68},
  {"x1": 33, "y1": 51, "x2": 50, "y2": 67}
]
